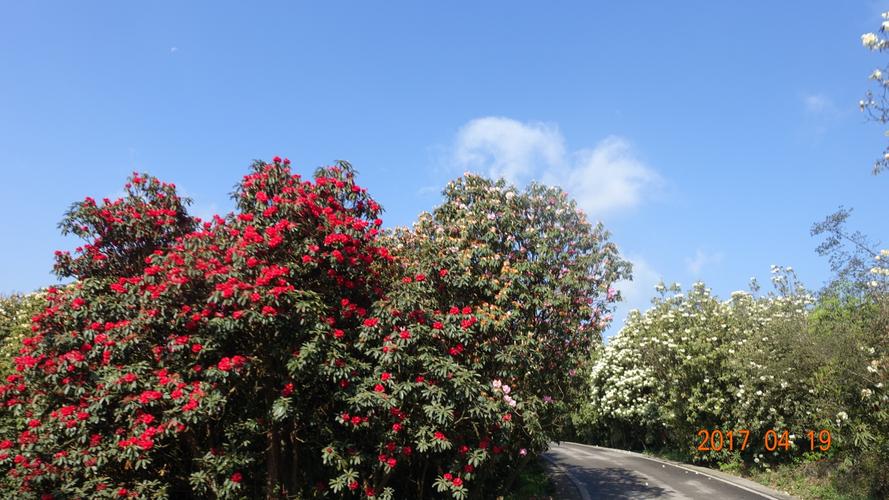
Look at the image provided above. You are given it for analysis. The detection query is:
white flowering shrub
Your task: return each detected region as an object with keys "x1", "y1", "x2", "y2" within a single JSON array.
[{"x1": 584, "y1": 268, "x2": 865, "y2": 463}]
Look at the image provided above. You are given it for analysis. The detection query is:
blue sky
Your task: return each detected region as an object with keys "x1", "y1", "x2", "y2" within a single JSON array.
[{"x1": 2, "y1": 1, "x2": 888, "y2": 335}]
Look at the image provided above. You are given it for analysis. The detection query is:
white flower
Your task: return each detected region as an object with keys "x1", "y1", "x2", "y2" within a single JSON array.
[{"x1": 863, "y1": 32, "x2": 880, "y2": 49}]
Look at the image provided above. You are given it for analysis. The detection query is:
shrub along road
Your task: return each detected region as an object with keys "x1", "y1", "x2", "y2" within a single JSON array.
[{"x1": 542, "y1": 442, "x2": 795, "y2": 499}]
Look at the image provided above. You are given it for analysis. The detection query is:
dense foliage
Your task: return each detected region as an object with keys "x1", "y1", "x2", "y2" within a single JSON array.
[
  {"x1": 0, "y1": 159, "x2": 626, "y2": 499},
  {"x1": 576, "y1": 264, "x2": 889, "y2": 497}
]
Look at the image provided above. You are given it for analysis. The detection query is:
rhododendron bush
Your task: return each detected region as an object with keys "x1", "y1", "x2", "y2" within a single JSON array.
[{"x1": 0, "y1": 159, "x2": 627, "y2": 499}]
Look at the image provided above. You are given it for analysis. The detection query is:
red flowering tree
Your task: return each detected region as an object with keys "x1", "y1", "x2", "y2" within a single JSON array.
[
  {"x1": 0, "y1": 161, "x2": 627, "y2": 499},
  {"x1": 0, "y1": 159, "x2": 392, "y2": 498}
]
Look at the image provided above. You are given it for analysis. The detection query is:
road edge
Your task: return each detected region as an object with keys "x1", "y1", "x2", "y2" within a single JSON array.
[{"x1": 553, "y1": 441, "x2": 797, "y2": 500}]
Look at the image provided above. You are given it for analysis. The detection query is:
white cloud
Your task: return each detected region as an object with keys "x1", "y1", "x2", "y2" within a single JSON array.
[
  {"x1": 543, "y1": 137, "x2": 659, "y2": 217},
  {"x1": 170, "y1": 47, "x2": 179, "y2": 53},
  {"x1": 685, "y1": 249, "x2": 724, "y2": 276},
  {"x1": 454, "y1": 117, "x2": 564, "y2": 185},
  {"x1": 452, "y1": 117, "x2": 659, "y2": 218},
  {"x1": 803, "y1": 93, "x2": 835, "y2": 114}
]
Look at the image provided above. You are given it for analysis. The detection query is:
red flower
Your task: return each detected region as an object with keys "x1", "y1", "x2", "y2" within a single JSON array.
[
  {"x1": 218, "y1": 357, "x2": 232, "y2": 371},
  {"x1": 449, "y1": 306, "x2": 460, "y2": 314},
  {"x1": 27, "y1": 419, "x2": 40, "y2": 428},
  {"x1": 261, "y1": 305, "x2": 277, "y2": 316},
  {"x1": 232, "y1": 310, "x2": 245, "y2": 319},
  {"x1": 138, "y1": 390, "x2": 163, "y2": 404},
  {"x1": 415, "y1": 273, "x2": 425, "y2": 281},
  {"x1": 281, "y1": 383, "x2": 294, "y2": 397},
  {"x1": 380, "y1": 372, "x2": 391, "y2": 381},
  {"x1": 117, "y1": 488, "x2": 128, "y2": 497},
  {"x1": 432, "y1": 321, "x2": 443, "y2": 330},
  {"x1": 402, "y1": 276, "x2": 412, "y2": 284},
  {"x1": 462, "y1": 306, "x2": 472, "y2": 314},
  {"x1": 191, "y1": 344, "x2": 202, "y2": 353},
  {"x1": 348, "y1": 480, "x2": 359, "y2": 491},
  {"x1": 392, "y1": 423, "x2": 402, "y2": 432},
  {"x1": 453, "y1": 477, "x2": 463, "y2": 487},
  {"x1": 439, "y1": 269, "x2": 449, "y2": 277},
  {"x1": 333, "y1": 329, "x2": 344, "y2": 339},
  {"x1": 230, "y1": 471, "x2": 242, "y2": 483},
  {"x1": 374, "y1": 384, "x2": 385, "y2": 393},
  {"x1": 363, "y1": 318, "x2": 379, "y2": 327},
  {"x1": 443, "y1": 473, "x2": 453, "y2": 481},
  {"x1": 434, "y1": 431, "x2": 446, "y2": 440}
]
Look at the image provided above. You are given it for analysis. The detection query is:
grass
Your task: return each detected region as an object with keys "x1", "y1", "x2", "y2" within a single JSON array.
[{"x1": 741, "y1": 461, "x2": 860, "y2": 500}]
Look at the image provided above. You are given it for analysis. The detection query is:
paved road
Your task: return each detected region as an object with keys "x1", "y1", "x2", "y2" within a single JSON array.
[{"x1": 542, "y1": 442, "x2": 795, "y2": 500}]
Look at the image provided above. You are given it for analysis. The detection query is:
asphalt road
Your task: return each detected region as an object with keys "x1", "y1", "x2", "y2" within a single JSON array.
[{"x1": 542, "y1": 442, "x2": 795, "y2": 500}]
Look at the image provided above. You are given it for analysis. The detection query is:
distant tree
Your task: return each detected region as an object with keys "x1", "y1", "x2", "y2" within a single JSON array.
[{"x1": 810, "y1": 207, "x2": 884, "y2": 297}]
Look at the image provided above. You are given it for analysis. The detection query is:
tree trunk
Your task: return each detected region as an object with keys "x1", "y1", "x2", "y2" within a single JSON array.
[{"x1": 266, "y1": 420, "x2": 282, "y2": 499}]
